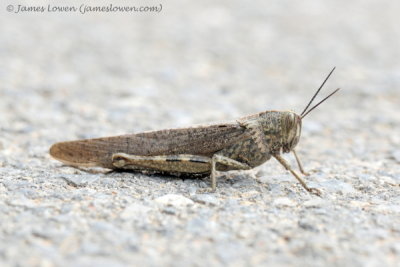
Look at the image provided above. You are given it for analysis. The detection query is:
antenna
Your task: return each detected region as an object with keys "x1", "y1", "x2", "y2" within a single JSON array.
[
  {"x1": 301, "y1": 88, "x2": 340, "y2": 119},
  {"x1": 300, "y1": 67, "x2": 336, "y2": 116}
]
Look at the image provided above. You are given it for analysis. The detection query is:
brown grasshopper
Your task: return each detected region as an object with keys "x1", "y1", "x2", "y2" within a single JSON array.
[{"x1": 50, "y1": 68, "x2": 339, "y2": 195}]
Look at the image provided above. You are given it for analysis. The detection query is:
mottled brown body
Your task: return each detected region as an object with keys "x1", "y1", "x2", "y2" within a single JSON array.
[
  {"x1": 50, "y1": 111, "x2": 312, "y2": 193},
  {"x1": 50, "y1": 68, "x2": 339, "y2": 195}
]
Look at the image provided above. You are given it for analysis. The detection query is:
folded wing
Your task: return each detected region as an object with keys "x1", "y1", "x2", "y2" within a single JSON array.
[{"x1": 49, "y1": 123, "x2": 247, "y2": 169}]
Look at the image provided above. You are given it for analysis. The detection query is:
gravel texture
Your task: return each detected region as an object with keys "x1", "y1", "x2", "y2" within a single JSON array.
[{"x1": 1, "y1": 0, "x2": 400, "y2": 266}]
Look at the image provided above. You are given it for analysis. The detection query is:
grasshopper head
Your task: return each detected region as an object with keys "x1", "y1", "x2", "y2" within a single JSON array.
[
  {"x1": 282, "y1": 112, "x2": 302, "y2": 153},
  {"x1": 280, "y1": 67, "x2": 340, "y2": 153}
]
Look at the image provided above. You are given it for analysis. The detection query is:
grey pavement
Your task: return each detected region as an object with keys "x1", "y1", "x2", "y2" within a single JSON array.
[{"x1": 1, "y1": 0, "x2": 400, "y2": 266}]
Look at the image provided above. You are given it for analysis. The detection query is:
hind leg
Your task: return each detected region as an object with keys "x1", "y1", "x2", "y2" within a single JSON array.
[
  {"x1": 112, "y1": 153, "x2": 211, "y2": 174},
  {"x1": 112, "y1": 153, "x2": 250, "y2": 191}
]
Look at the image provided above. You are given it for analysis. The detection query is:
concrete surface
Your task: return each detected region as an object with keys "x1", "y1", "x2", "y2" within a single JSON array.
[{"x1": 1, "y1": 0, "x2": 400, "y2": 266}]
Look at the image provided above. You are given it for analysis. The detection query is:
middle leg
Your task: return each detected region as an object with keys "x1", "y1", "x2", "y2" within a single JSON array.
[{"x1": 210, "y1": 154, "x2": 251, "y2": 191}]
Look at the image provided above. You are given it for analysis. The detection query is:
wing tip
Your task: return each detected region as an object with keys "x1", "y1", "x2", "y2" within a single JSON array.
[
  {"x1": 49, "y1": 141, "x2": 99, "y2": 168},
  {"x1": 49, "y1": 142, "x2": 66, "y2": 161}
]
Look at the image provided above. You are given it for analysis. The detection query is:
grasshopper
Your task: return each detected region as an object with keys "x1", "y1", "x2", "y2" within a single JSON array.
[{"x1": 50, "y1": 68, "x2": 339, "y2": 195}]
